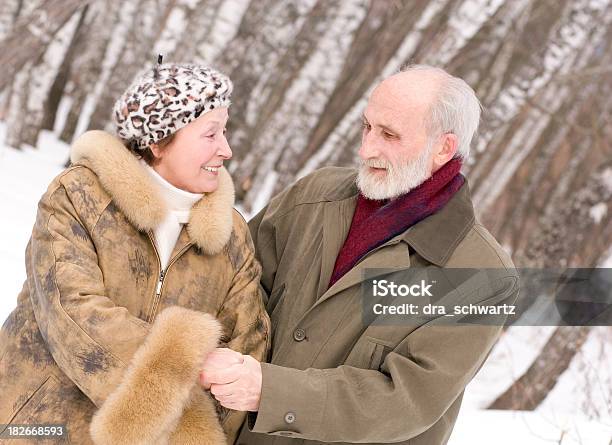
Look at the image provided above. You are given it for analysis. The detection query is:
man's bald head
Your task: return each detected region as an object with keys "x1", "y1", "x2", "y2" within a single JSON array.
[
  {"x1": 379, "y1": 65, "x2": 481, "y2": 161},
  {"x1": 375, "y1": 68, "x2": 446, "y2": 111},
  {"x1": 357, "y1": 65, "x2": 481, "y2": 200}
]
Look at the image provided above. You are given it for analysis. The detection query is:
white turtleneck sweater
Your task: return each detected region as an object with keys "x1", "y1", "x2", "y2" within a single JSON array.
[{"x1": 141, "y1": 161, "x2": 203, "y2": 270}]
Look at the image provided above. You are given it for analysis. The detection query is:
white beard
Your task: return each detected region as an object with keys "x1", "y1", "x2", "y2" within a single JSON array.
[{"x1": 357, "y1": 142, "x2": 435, "y2": 200}]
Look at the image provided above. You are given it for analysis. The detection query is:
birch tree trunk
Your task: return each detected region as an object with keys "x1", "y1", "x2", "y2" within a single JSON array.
[
  {"x1": 489, "y1": 161, "x2": 612, "y2": 410},
  {"x1": 40, "y1": 5, "x2": 89, "y2": 132},
  {"x1": 86, "y1": 0, "x2": 176, "y2": 132},
  {"x1": 0, "y1": 0, "x2": 90, "y2": 92},
  {"x1": 58, "y1": 0, "x2": 122, "y2": 142},
  {"x1": 5, "y1": 10, "x2": 81, "y2": 148}
]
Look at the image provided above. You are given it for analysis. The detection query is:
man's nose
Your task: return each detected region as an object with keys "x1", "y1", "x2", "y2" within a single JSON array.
[{"x1": 358, "y1": 132, "x2": 379, "y2": 160}]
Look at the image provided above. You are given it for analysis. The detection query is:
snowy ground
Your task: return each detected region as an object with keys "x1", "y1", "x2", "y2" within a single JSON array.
[{"x1": 0, "y1": 122, "x2": 610, "y2": 444}]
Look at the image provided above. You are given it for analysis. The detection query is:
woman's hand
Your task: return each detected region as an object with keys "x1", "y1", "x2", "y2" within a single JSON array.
[{"x1": 200, "y1": 348, "x2": 263, "y2": 412}]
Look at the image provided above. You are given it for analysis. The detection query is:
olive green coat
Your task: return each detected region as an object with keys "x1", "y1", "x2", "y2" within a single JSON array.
[
  {"x1": 236, "y1": 167, "x2": 519, "y2": 445},
  {"x1": 0, "y1": 131, "x2": 270, "y2": 444}
]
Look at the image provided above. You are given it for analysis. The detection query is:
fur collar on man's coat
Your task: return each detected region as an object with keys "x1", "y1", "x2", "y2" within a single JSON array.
[{"x1": 70, "y1": 130, "x2": 235, "y2": 256}]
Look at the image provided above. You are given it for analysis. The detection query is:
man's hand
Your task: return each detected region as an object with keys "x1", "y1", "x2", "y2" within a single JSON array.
[{"x1": 200, "y1": 347, "x2": 262, "y2": 412}]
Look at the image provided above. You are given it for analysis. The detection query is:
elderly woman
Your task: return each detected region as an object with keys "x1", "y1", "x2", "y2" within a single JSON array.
[{"x1": 0, "y1": 63, "x2": 270, "y2": 444}]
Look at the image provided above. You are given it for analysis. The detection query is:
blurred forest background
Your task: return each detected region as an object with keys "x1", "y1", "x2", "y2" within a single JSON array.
[{"x1": 0, "y1": 0, "x2": 610, "y2": 434}]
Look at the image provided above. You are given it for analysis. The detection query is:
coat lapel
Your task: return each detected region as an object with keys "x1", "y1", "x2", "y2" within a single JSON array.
[
  {"x1": 316, "y1": 196, "x2": 358, "y2": 300},
  {"x1": 313, "y1": 238, "x2": 412, "y2": 309},
  {"x1": 311, "y1": 181, "x2": 476, "y2": 310},
  {"x1": 400, "y1": 181, "x2": 476, "y2": 266}
]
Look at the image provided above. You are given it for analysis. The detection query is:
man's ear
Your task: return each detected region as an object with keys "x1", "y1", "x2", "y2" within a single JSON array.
[{"x1": 433, "y1": 133, "x2": 458, "y2": 168}]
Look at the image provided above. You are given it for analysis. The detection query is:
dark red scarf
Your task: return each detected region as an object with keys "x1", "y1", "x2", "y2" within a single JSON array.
[{"x1": 328, "y1": 158, "x2": 464, "y2": 289}]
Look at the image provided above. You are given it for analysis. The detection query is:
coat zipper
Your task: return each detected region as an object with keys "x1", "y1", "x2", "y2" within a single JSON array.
[
  {"x1": 146, "y1": 231, "x2": 193, "y2": 321},
  {"x1": 146, "y1": 231, "x2": 163, "y2": 323},
  {"x1": 155, "y1": 270, "x2": 165, "y2": 298}
]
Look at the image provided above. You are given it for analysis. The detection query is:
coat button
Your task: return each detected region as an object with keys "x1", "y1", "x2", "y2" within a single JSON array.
[
  {"x1": 284, "y1": 412, "x2": 296, "y2": 424},
  {"x1": 293, "y1": 328, "x2": 306, "y2": 342}
]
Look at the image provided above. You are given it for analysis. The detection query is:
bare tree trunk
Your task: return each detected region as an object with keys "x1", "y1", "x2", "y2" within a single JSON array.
[
  {"x1": 445, "y1": 0, "x2": 535, "y2": 97},
  {"x1": 488, "y1": 326, "x2": 591, "y2": 410},
  {"x1": 40, "y1": 5, "x2": 89, "y2": 131},
  {"x1": 86, "y1": 0, "x2": 176, "y2": 132},
  {"x1": 236, "y1": 0, "x2": 339, "y2": 157},
  {"x1": 227, "y1": 0, "x2": 340, "y2": 200},
  {"x1": 486, "y1": 28, "x2": 612, "y2": 396},
  {"x1": 468, "y1": 0, "x2": 608, "y2": 199},
  {"x1": 59, "y1": 0, "x2": 121, "y2": 142},
  {"x1": 4, "y1": 63, "x2": 32, "y2": 148},
  {"x1": 0, "y1": 0, "x2": 24, "y2": 118},
  {"x1": 168, "y1": 0, "x2": 224, "y2": 63},
  {"x1": 8, "y1": 10, "x2": 81, "y2": 148},
  {"x1": 480, "y1": 10, "x2": 612, "y2": 259},
  {"x1": 0, "y1": 0, "x2": 25, "y2": 41},
  {"x1": 0, "y1": 0, "x2": 90, "y2": 92},
  {"x1": 488, "y1": 161, "x2": 612, "y2": 409},
  {"x1": 216, "y1": 0, "x2": 315, "y2": 163}
]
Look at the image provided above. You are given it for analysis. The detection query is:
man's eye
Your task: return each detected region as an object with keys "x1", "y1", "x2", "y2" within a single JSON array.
[
  {"x1": 382, "y1": 131, "x2": 395, "y2": 139},
  {"x1": 362, "y1": 121, "x2": 371, "y2": 131}
]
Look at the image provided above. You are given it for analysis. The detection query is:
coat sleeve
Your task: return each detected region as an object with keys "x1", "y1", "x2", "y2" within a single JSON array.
[
  {"x1": 218, "y1": 211, "x2": 271, "y2": 361},
  {"x1": 27, "y1": 179, "x2": 152, "y2": 407},
  {"x1": 248, "y1": 275, "x2": 519, "y2": 443},
  {"x1": 247, "y1": 204, "x2": 279, "y2": 300},
  {"x1": 215, "y1": 212, "x2": 271, "y2": 440},
  {"x1": 247, "y1": 178, "x2": 303, "y2": 306}
]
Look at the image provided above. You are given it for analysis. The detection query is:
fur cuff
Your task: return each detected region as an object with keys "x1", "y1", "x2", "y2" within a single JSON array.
[
  {"x1": 90, "y1": 307, "x2": 225, "y2": 445},
  {"x1": 169, "y1": 388, "x2": 227, "y2": 445}
]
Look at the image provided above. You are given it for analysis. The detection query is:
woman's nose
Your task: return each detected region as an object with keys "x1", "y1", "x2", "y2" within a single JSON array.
[{"x1": 218, "y1": 135, "x2": 232, "y2": 159}]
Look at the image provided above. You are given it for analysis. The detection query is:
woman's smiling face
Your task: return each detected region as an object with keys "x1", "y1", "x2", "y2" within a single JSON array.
[{"x1": 150, "y1": 107, "x2": 232, "y2": 193}]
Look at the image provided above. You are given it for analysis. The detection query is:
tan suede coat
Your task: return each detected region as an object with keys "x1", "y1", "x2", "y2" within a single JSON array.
[
  {"x1": 0, "y1": 131, "x2": 270, "y2": 444},
  {"x1": 236, "y1": 167, "x2": 519, "y2": 445}
]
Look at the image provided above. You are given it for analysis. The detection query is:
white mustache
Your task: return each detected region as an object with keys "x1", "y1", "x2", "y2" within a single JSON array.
[{"x1": 362, "y1": 159, "x2": 389, "y2": 169}]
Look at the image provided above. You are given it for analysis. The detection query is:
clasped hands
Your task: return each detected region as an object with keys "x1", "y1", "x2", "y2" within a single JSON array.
[{"x1": 199, "y1": 348, "x2": 262, "y2": 412}]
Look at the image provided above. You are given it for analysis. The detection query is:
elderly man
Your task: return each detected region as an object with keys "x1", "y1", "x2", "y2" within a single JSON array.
[{"x1": 201, "y1": 65, "x2": 519, "y2": 444}]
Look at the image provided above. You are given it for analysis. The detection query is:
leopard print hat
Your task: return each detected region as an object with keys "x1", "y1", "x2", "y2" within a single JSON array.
[{"x1": 112, "y1": 63, "x2": 233, "y2": 150}]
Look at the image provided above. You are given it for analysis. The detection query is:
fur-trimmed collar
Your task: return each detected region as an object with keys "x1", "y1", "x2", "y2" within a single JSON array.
[{"x1": 70, "y1": 130, "x2": 235, "y2": 255}]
